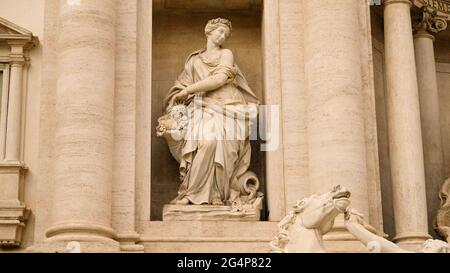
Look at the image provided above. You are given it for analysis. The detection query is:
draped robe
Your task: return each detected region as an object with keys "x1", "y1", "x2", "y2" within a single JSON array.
[{"x1": 163, "y1": 49, "x2": 259, "y2": 205}]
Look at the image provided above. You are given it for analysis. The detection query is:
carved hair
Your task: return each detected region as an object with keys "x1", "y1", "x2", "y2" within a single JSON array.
[
  {"x1": 420, "y1": 239, "x2": 449, "y2": 253},
  {"x1": 205, "y1": 18, "x2": 232, "y2": 37},
  {"x1": 269, "y1": 198, "x2": 306, "y2": 253}
]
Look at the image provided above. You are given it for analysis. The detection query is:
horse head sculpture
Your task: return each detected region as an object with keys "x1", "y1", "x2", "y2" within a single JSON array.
[{"x1": 270, "y1": 185, "x2": 351, "y2": 253}]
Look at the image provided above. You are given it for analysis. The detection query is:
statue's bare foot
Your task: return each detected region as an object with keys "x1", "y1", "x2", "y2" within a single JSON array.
[
  {"x1": 176, "y1": 198, "x2": 189, "y2": 205},
  {"x1": 211, "y1": 199, "x2": 224, "y2": 206}
]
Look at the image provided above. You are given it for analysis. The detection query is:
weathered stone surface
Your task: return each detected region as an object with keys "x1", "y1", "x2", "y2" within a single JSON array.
[
  {"x1": 0, "y1": 0, "x2": 449, "y2": 253},
  {"x1": 163, "y1": 205, "x2": 261, "y2": 221}
]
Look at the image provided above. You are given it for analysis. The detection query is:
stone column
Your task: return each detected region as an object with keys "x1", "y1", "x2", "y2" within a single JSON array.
[
  {"x1": 112, "y1": 0, "x2": 144, "y2": 252},
  {"x1": 383, "y1": 0, "x2": 431, "y2": 248},
  {"x1": 135, "y1": 0, "x2": 152, "y2": 225},
  {"x1": 5, "y1": 44, "x2": 25, "y2": 162},
  {"x1": 304, "y1": 0, "x2": 370, "y2": 218},
  {"x1": 45, "y1": 0, "x2": 119, "y2": 252},
  {"x1": 413, "y1": 7, "x2": 447, "y2": 237},
  {"x1": 262, "y1": 0, "x2": 286, "y2": 221}
]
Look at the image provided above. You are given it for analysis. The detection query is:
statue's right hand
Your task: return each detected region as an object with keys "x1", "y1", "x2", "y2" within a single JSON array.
[
  {"x1": 168, "y1": 97, "x2": 176, "y2": 110},
  {"x1": 169, "y1": 90, "x2": 189, "y2": 108}
]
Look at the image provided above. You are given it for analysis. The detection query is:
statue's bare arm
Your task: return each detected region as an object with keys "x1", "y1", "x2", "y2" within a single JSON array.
[
  {"x1": 169, "y1": 50, "x2": 234, "y2": 106},
  {"x1": 344, "y1": 209, "x2": 410, "y2": 253},
  {"x1": 185, "y1": 49, "x2": 234, "y2": 94}
]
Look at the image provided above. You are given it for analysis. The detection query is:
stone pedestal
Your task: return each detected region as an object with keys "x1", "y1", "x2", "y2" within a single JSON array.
[
  {"x1": 0, "y1": 163, "x2": 29, "y2": 248},
  {"x1": 163, "y1": 205, "x2": 261, "y2": 221}
]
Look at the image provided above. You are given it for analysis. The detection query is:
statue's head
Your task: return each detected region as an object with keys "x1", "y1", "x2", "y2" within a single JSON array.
[
  {"x1": 419, "y1": 239, "x2": 449, "y2": 253},
  {"x1": 295, "y1": 185, "x2": 351, "y2": 234},
  {"x1": 205, "y1": 18, "x2": 232, "y2": 45}
]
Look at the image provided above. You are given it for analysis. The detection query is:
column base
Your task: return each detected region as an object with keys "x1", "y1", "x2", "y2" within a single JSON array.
[
  {"x1": 36, "y1": 222, "x2": 121, "y2": 252},
  {"x1": 117, "y1": 232, "x2": 145, "y2": 252},
  {"x1": 27, "y1": 235, "x2": 120, "y2": 253},
  {"x1": 393, "y1": 232, "x2": 432, "y2": 251}
]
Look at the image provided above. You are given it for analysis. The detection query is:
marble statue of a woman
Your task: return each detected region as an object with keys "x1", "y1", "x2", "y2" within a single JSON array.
[{"x1": 156, "y1": 18, "x2": 262, "y2": 212}]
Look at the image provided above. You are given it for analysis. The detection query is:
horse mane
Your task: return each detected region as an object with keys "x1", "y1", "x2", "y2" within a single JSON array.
[{"x1": 269, "y1": 199, "x2": 306, "y2": 253}]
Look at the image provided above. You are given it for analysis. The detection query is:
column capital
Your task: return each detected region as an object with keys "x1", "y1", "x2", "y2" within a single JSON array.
[
  {"x1": 383, "y1": 0, "x2": 414, "y2": 8},
  {"x1": 413, "y1": 6, "x2": 448, "y2": 38},
  {"x1": 7, "y1": 41, "x2": 26, "y2": 65}
]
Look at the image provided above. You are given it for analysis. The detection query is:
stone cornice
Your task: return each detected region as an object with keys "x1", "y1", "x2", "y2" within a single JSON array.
[
  {"x1": 412, "y1": 0, "x2": 450, "y2": 18},
  {"x1": 0, "y1": 17, "x2": 39, "y2": 50}
]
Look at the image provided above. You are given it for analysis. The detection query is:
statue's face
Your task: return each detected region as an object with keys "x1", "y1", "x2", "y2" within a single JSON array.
[{"x1": 208, "y1": 25, "x2": 230, "y2": 46}]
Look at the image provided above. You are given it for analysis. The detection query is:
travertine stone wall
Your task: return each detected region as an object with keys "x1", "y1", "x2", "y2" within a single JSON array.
[
  {"x1": 3, "y1": 0, "x2": 448, "y2": 252},
  {"x1": 360, "y1": 2, "x2": 384, "y2": 231},
  {"x1": 304, "y1": 0, "x2": 370, "y2": 218},
  {"x1": 278, "y1": 0, "x2": 309, "y2": 208},
  {"x1": 435, "y1": 40, "x2": 450, "y2": 63},
  {"x1": 434, "y1": 38, "x2": 450, "y2": 238},
  {"x1": 47, "y1": 0, "x2": 118, "y2": 249},
  {"x1": 135, "y1": 0, "x2": 152, "y2": 231},
  {"x1": 370, "y1": 8, "x2": 396, "y2": 239},
  {"x1": 436, "y1": 39, "x2": 450, "y2": 180},
  {"x1": 0, "y1": 0, "x2": 45, "y2": 249},
  {"x1": 112, "y1": 0, "x2": 142, "y2": 251},
  {"x1": 438, "y1": 63, "x2": 450, "y2": 180},
  {"x1": 151, "y1": 9, "x2": 263, "y2": 220},
  {"x1": 34, "y1": 0, "x2": 57, "y2": 248},
  {"x1": 277, "y1": 1, "x2": 383, "y2": 229}
]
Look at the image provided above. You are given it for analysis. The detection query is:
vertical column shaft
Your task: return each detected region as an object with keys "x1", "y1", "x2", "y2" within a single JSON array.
[
  {"x1": 262, "y1": 0, "x2": 286, "y2": 221},
  {"x1": 5, "y1": 58, "x2": 24, "y2": 161},
  {"x1": 304, "y1": 0, "x2": 370, "y2": 217},
  {"x1": 414, "y1": 31, "x2": 445, "y2": 236},
  {"x1": 46, "y1": 0, "x2": 118, "y2": 249},
  {"x1": 383, "y1": 0, "x2": 430, "y2": 246},
  {"x1": 112, "y1": 0, "x2": 143, "y2": 252}
]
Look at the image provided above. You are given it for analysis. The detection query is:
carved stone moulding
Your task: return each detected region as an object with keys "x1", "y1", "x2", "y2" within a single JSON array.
[
  {"x1": 153, "y1": 0, "x2": 262, "y2": 11},
  {"x1": 413, "y1": 5, "x2": 449, "y2": 35},
  {"x1": 163, "y1": 205, "x2": 261, "y2": 221},
  {"x1": 0, "y1": 17, "x2": 38, "y2": 50},
  {"x1": 0, "y1": 163, "x2": 29, "y2": 248},
  {"x1": 413, "y1": 0, "x2": 450, "y2": 18},
  {"x1": 0, "y1": 205, "x2": 30, "y2": 248}
]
